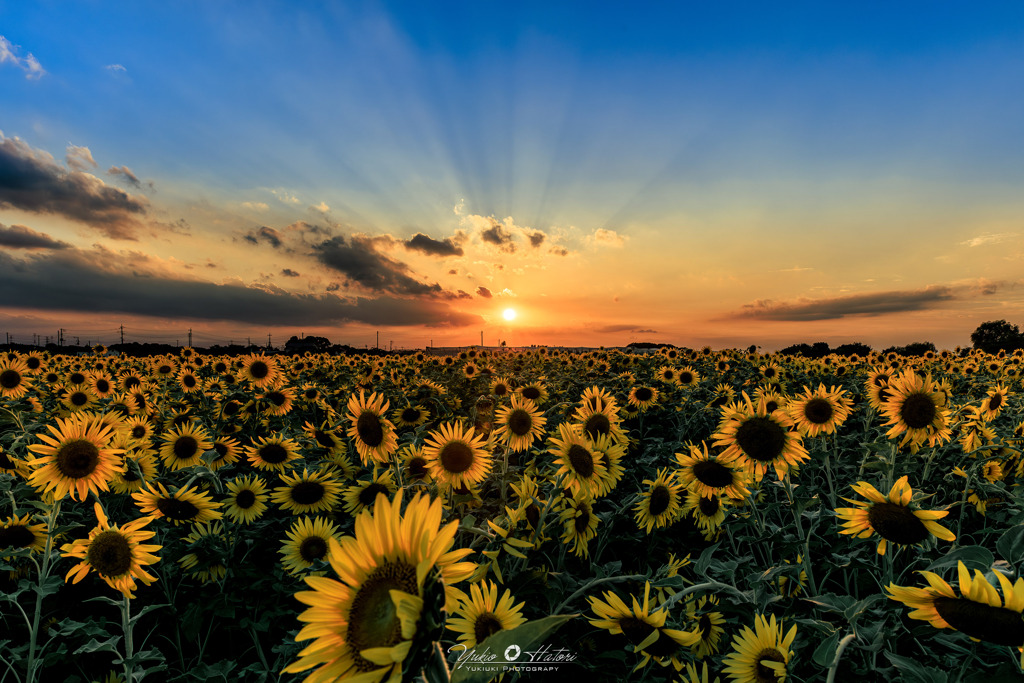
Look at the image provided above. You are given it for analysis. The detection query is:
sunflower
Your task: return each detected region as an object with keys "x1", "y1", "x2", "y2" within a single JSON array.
[
  {"x1": 978, "y1": 384, "x2": 1011, "y2": 422},
  {"x1": 0, "y1": 514, "x2": 48, "y2": 556},
  {"x1": 109, "y1": 449, "x2": 158, "y2": 495},
  {"x1": 400, "y1": 445, "x2": 432, "y2": 483},
  {"x1": 628, "y1": 385, "x2": 659, "y2": 411},
  {"x1": 681, "y1": 662, "x2": 722, "y2": 683},
  {"x1": 588, "y1": 582, "x2": 700, "y2": 671},
  {"x1": 245, "y1": 435, "x2": 303, "y2": 472},
  {"x1": 260, "y1": 384, "x2": 296, "y2": 417},
  {"x1": 494, "y1": 394, "x2": 547, "y2": 453},
  {"x1": 27, "y1": 413, "x2": 124, "y2": 501},
  {"x1": 61, "y1": 384, "x2": 97, "y2": 413},
  {"x1": 422, "y1": 421, "x2": 493, "y2": 490},
  {"x1": 675, "y1": 442, "x2": 751, "y2": 501},
  {"x1": 590, "y1": 433, "x2": 627, "y2": 493},
  {"x1": 224, "y1": 475, "x2": 270, "y2": 524},
  {"x1": 345, "y1": 391, "x2": 399, "y2": 466},
  {"x1": 342, "y1": 470, "x2": 397, "y2": 516},
  {"x1": 548, "y1": 423, "x2": 609, "y2": 498},
  {"x1": 447, "y1": 580, "x2": 527, "y2": 647},
  {"x1": 280, "y1": 516, "x2": 343, "y2": 576},
  {"x1": 392, "y1": 403, "x2": 430, "y2": 429},
  {"x1": 302, "y1": 420, "x2": 346, "y2": 457},
  {"x1": 880, "y1": 370, "x2": 952, "y2": 449},
  {"x1": 206, "y1": 435, "x2": 242, "y2": 471},
  {"x1": 240, "y1": 353, "x2": 280, "y2": 388},
  {"x1": 579, "y1": 385, "x2": 618, "y2": 413},
  {"x1": 836, "y1": 476, "x2": 955, "y2": 555},
  {"x1": 61, "y1": 502, "x2": 161, "y2": 598},
  {"x1": 489, "y1": 376, "x2": 514, "y2": 397},
  {"x1": 786, "y1": 384, "x2": 852, "y2": 438},
  {"x1": 272, "y1": 467, "x2": 343, "y2": 515},
  {"x1": 560, "y1": 492, "x2": 599, "y2": 558},
  {"x1": 677, "y1": 366, "x2": 701, "y2": 388},
  {"x1": 518, "y1": 380, "x2": 549, "y2": 405},
  {"x1": 633, "y1": 468, "x2": 684, "y2": 534},
  {"x1": 158, "y1": 423, "x2": 214, "y2": 471},
  {"x1": 132, "y1": 483, "x2": 223, "y2": 526},
  {"x1": 573, "y1": 400, "x2": 626, "y2": 444},
  {"x1": 119, "y1": 415, "x2": 153, "y2": 446},
  {"x1": 682, "y1": 489, "x2": 728, "y2": 539},
  {"x1": 887, "y1": 561, "x2": 1024, "y2": 651},
  {"x1": 686, "y1": 595, "x2": 727, "y2": 659},
  {"x1": 0, "y1": 357, "x2": 32, "y2": 399},
  {"x1": 282, "y1": 490, "x2": 476, "y2": 682},
  {"x1": 178, "y1": 522, "x2": 227, "y2": 583},
  {"x1": 721, "y1": 613, "x2": 797, "y2": 683},
  {"x1": 713, "y1": 393, "x2": 808, "y2": 482}
]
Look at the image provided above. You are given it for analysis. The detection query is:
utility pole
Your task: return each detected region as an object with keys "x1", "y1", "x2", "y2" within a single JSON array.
[
  {"x1": 188, "y1": 328, "x2": 192, "y2": 347},
  {"x1": 480, "y1": 330, "x2": 483, "y2": 347},
  {"x1": 267, "y1": 333, "x2": 272, "y2": 349},
  {"x1": 376, "y1": 331, "x2": 379, "y2": 349},
  {"x1": 120, "y1": 324, "x2": 125, "y2": 344},
  {"x1": 58, "y1": 329, "x2": 64, "y2": 347}
]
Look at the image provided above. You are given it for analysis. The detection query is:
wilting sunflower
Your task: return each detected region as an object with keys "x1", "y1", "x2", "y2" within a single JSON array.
[
  {"x1": 272, "y1": 467, "x2": 343, "y2": 515},
  {"x1": 423, "y1": 421, "x2": 493, "y2": 490},
  {"x1": 240, "y1": 353, "x2": 280, "y2": 388},
  {"x1": 158, "y1": 423, "x2": 214, "y2": 471},
  {"x1": 713, "y1": 393, "x2": 808, "y2": 482},
  {"x1": 548, "y1": 423, "x2": 609, "y2": 498},
  {"x1": 0, "y1": 357, "x2": 32, "y2": 399},
  {"x1": 447, "y1": 580, "x2": 527, "y2": 647},
  {"x1": 27, "y1": 413, "x2": 124, "y2": 501},
  {"x1": 302, "y1": 420, "x2": 346, "y2": 457},
  {"x1": 245, "y1": 435, "x2": 302, "y2": 472},
  {"x1": 345, "y1": 391, "x2": 399, "y2": 466},
  {"x1": 178, "y1": 522, "x2": 227, "y2": 583},
  {"x1": 560, "y1": 492, "x2": 599, "y2": 558},
  {"x1": 133, "y1": 483, "x2": 223, "y2": 526},
  {"x1": 588, "y1": 582, "x2": 700, "y2": 671},
  {"x1": 633, "y1": 468, "x2": 684, "y2": 534},
  {"x1": 721, "y1": 613, "x2": 797, "y2": 683},
  {"x1": 282, "y1": 490, "x2": 476, "y2": 682},
  {"x1": 675, "y1": 442, "x2": 751, "y2": 501},
  {"x1": 280, "y1": 516, "x2": 341, "y2": 576},
  {"x1": 61, "y1": 502, "x2": 161, "y2": 598},
  {"x1": 628, "y1": 385, "x2": 659, "y2": 411},
  {"x1": 887, "y1": 561, "x2": 1024, "y2": 653},
  {"x1": 880, "y1": 370, "x2": 952, "y2": 449},
  {"x1": 342, "y1": 470, "x2": 397, "y2": 516},
  {"x1": 224, "y1": 475, "x2": 270, "y2": 524},
  {"x1": 787, "y1": 384, "x2": 852, "y2": 438},
  {"x1": 494, "y1": 394, "x2": 547, "y2": 453},
  {"x1": 0, "y1": 514, "x2": 48, "y2": 557},
  {"x1": 836, "y1": 476, "x2": 955, "y2": 555},
  {"x1": 978, "y1": 384, "x2": 1011, "y2": 422}
]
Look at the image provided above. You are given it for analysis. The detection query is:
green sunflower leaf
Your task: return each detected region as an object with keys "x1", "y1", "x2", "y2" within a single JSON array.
[{"x1": 996, "y1": 524, "x2": 1024, "y2": 565}]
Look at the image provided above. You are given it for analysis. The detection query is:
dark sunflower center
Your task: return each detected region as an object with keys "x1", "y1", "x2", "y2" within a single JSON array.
[
  {"x1": 291, "y1": 481, "x2": 325, "y2": 505},
  {"x1": 259, "y1": 443, "x2": 288, "y2": 464},
  {"x1": 507, "y1": 409, "x2": 533, "y2": 436},
  {"x1": 26, "y1": 357, "x2": 41, "y2": 369},
  {"x1": 266, "y1": 391, "x2": 286, "y2": 406},
  {"x1": 303, "y1": 388, "x2": 318, "y2": 399},
  {"x1": 493, "y1": 383, "x2": 508, "y2": 395},
  {"x1": 299, "y1": 536, "x2": 328, "y2": 562},
  {"x1": 406, "y1": 456, "x2": 429, "y2": 479},
  {"x1": 1, "y1": 369, "x2": 22, "y2": 389},
  {"x1": 566, "y1": 444, "x2": 595, "y2": 478},
  {"x1": 693, "y1": 460, "x2": 734, "y2": 488},
  {"x1": 131, "y1": 426, "x2": 147, "y2": 439},
  {"x1": 803, "y1": 398, "x2": 834, "y2": 424},
  {"x1": 157, "y1": 365, "x2": 172, "y2": 375},
  {"x1": 122, "y1": 467, "x2": 140, "y2": 482},
  {"x1": 182, "y1": 375, "x2": 197, "y2": 388},
  {"x1": 222, "y1": 401, "x2": 240, "y2": 416},
  {"x1": 765, "y1": 400, "x2": 780, "y2": 413},
  {"x1": 866, "y1": 502, "x2": 930, "y2": 544},
  {"x1": 235, "y1": 489, "x2": 256, "y2": 509},
  {"x1": 988, "y1": 393, "x2": 1004, "y2": 410},
  {"x1": 698, "y1": 614, "x2": 713, "y2": 638},
  {"x1": 473, "y1": 613, "x2": 504, "y2": 645},
  {"x1": 634, "y1": 387, "x2": 653, "y2": 402},
  {"x1": 173, "y1": 436, "x2": 199, "y2": 460},
  {"x1": 734, "y1": 417, "x2": 787, "y2": 462},
  {"x1": 649, "y1": 485, "x2": 671, "y2": 516},
  {"x1": 900, "y1": 393, "x2": 938, "y2": 429},
  {"x1": 583, "y1": 413, "x2": 611, "y2": 439},
  {"x1": 521, "y1": 386, "x2": 541, "y2": 400},
  {"x1": 249, "y1": 361, "x2": 270, "y2": 379},
  {"x1": 698, "y1": 496, "x2": 721, "y2": 516},
  {"x1": 358, "y1": 483, "x2": 390, "y2": 507},
  {"x1": 70, "y1": 372, "x2": 86, "y2": 384},
  {"x1": 754, "y1": 648, "x2": 786, "y2": 683},
  {"x1": 86, "y1": 529, "x2": 133, "y2": 577},
  {"x1": 55, "y1": 439, "x2": 100, "y2": 479},
  {"x1": 0, "y1": 450, "x2": 18, "y2": 470},
  {"x1": 356, "y1": 412, "x2": 385, "y2": 447},
  {"x1": 397, "y1": 408, "x2": 419, "y2": 424},
  {"x1": 680, "y1": 372, "x2": 694, "y2": 384},
  {"x1": 574, "y1": 506, "x2": 591, "y2": 533},
  {"x1": 125, "y1": 376, "x2": 142, "y2": 389},
  {"x1": 933, "y1": 597, "x2": 1024, "y2": 646},
  {"x1": 764, "y1": 368, "x2": 777, "y2": 378},
  {"x1": 439, "y1": 442, "x2": 475, "y2": 474},
  {"x1": 312, "y1": 430, "x2": 335, "y2": 448},
  {"x1": 346, "y1": 561, "x2": 418, "y2": 670},
  {"x1": 70, "y1": 391, "x2": 89, "y2": 406},
  {"x1": 157, "y1": 497, "x2": 201, "y2": 521},
  {"x1": 0, "y1": 525, "x2": 36, "y2": 549}
]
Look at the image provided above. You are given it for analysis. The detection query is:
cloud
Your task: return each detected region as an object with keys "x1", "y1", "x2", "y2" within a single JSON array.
[
  {"x1": 549, "y1": 246, "x2": 569, "y2": 256},
  {"x1": 65, "y1": 145, "x2": 97, "y2": 172},
  {"x1": 404, "y1": 232, "x2": 464, "y2": 257},
  {"x1": 730, "y1": 287, "x2": 956, "y2": 321},
  {"x1": 596, "y1": 324, "x2": 655, "y2": 333},
  {"x1": 636, "y1": 328, "x2": 658, "y2": 334},
  {"x1": 243, "y1": 226, "x2": 284, "y2": 248},
  {"x1": 0, "y1": 36, "x2": 44, "y2": 80},
  {"x1": 107, "y1": 165, "x2": 142, "y2": 188},
  {"x1": 589, "y1": 228, "x2": 627, "y2": 248},
  {"x1": 0, "y1": 223, "x2": 70, "y2": 250},
  {"x1": 281, "y1": 268, "x2": 300, "y2": 277},
  {"x1": 454, "y1": 198, "x2": 465, "y2": 215},
  {"x1": 241, "y1": 201, "x2": 269, "y2": 212},
  {"x1": 105, "y1": 64, "x2": 126, "y2": 73},
  {"x1": 0, "y1": 248, "x2": 481, "y2": 328},
  {"x1": 480, "y1": 220, "x2": 516, "y2": 253},
  {"x1": 961, "y1": 233, "x2": 1018, "y2": 248},
  {"x1": 313, "y1": 234, "x2": 450, "y2": 297},
  {"x1": 527, "y1": 231, "x2": 546, "y2": 248},
  {"x1": 311, "y1": 201, "x2": 330, "y2": 213},
  {"x1": 476, "y1": 286, "x2": 493, "y2": 298},
  {"x1": 270, "y1": 189, "x2": 301, "y2": 205},
  {"x1": 0, "y1": 133, "x2": 148, "y2": 239}
]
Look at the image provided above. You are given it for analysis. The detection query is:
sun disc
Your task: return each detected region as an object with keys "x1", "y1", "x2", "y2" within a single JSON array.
[{"x1": 502, "y1": 308, "x2": 517, "y2": 321}]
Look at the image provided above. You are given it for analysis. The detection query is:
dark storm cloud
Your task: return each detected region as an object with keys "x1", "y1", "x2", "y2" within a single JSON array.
[
  {"x1": 281, "y1": 268, "x2": 300, "y2": 277},
  {"x1": 404, "y1": 232, "x2": 463, "y2": 257},
  {"x1": 243, "y1": 226, "x2": 284, "y2": 248},
  {"x1": 0, "y1": 249, "x2": 481, "y2": 327},
  {"x1": 0, "y1": 223, "x2": 70, "y2": 250},
  {"x1": 0, "y1": 134, "x2": 148, "y2": 240},
  {"x1": 476, "y1": 286, "x2": 493, "y2": 298},
  {"x1": 107, "y1": 165, "x2": 142, "y2": 188},
  {"x1": 480, "y1": 221, "x2": 516, "y2": 253},
  {"x1": 731, "y1": 287, "x2": 956, "y2": 321},
  {"x1": 313, "y1": 235, "x2": 449, "y2": 297}
]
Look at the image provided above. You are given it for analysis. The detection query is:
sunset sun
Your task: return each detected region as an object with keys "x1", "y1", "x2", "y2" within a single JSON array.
[{"x1": 503, "y1": 308, "x2": 517, "y2": 321}]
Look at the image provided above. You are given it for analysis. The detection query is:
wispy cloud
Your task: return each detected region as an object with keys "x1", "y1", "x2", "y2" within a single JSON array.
[
  {"x1": 65, "y1": 145, "x2": 97, "y2": 172},
  {"x1": 961, "y1": 232, "x2": 1018, "y2": 247},
  {"x1": 0, "y1": 223, "x2": 70, "y2": 250},
  {"x1": 588, "y1": 228, "x2": 627, "y2": 248},
  {"x1": 0, "y1": 36, "x2": 44, "y2": 80},
  {"x1": 730, "y1": 286, "x2": 956, "y2": 321},
  {"x1": 105, "y1": 63, "x2": 126, "y2": 73}
]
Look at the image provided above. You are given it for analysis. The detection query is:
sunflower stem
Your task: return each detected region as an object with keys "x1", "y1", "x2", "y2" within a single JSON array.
[
  {"x1": 553, "y1": 574, "x2": 647, "y2": 614},
  {"x1": 423, "y1": 641, "x2": 451, "y2": 683},
  {"x1": 121, "y1": 594, "x2": 135, "y2": 683},
  {"x1": 25, "y1": 498, "x2": 60, "y2": 683},
  {"x1": 825, "y1": 632, "x2": 856, "y2": 683},
  {"x1": 784, "y1": 474, "x2": 818, "y2": 596}
]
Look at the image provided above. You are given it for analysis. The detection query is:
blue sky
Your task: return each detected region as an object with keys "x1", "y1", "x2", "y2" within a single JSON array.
[{"x1": 2, "y1": 2, "x2": 1024, "y2": 349}]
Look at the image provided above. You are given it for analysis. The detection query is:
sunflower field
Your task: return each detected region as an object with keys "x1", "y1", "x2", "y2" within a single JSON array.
[{"x1": 1, "y1": 344, "x2": 1024, "y2": 683}]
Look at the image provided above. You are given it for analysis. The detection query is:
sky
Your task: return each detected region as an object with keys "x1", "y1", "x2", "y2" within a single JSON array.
[{"x1": 2, "y1": 1, "x2": 1024, "y2": 351}]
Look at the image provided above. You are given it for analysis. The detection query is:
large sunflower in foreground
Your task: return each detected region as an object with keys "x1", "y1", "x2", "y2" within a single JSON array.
[
  {"x1": 0, "y1": 356, "x2": 32, "y2": 399},
  {"x1": 282, "y1": 490, "x2": 476, "y2": 682},
  {"x1": 447, "y1": 580, "x2": 527, "y2": 648},
  {"x1": 713, "y1": 393, "x2": 808, "y2": 482},
  {"x1": 721, "y1": 613, "x2": 797, "y2": 683},
  {"x1": 887, "y1": 561, "x2": 1024, "y2": 653},
  {"x1": 835, "y1": 476, "x2": 954, "y2": 555},
  {"x1": 345, "y1": 391, "x2": 399, "y2": 466},
  {"x1": 27, "y1": 413, "x2": 124, "y2": 501},
  {"x1": 880, "y1": 370, "x2": 951, "y2": 449},
  {"x1": 422, "y1": 421, "x2": 493, "y2": 490},
  {"x1": 61, "y1": 502, "x2": 161, "y2": 598}
]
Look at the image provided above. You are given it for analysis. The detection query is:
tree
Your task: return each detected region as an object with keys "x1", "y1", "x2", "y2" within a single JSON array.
[{"x1": 971, "y1": 320, "x2": 1024, "y2": 354}]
